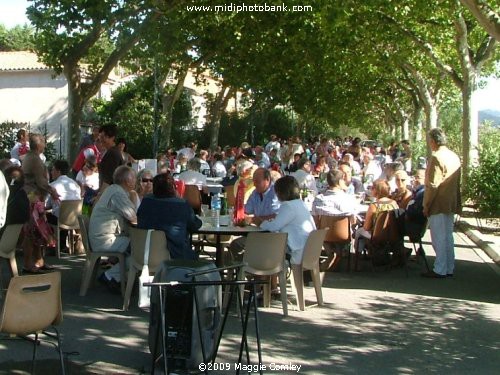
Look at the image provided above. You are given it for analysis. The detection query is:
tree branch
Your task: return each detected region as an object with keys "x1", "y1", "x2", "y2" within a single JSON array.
[
  {"x1": 377, "y1": 11, "x2": 464, "y2": 88},
  {"x1": 460, "y1": 0, "x2": 500, "y2": 41}
]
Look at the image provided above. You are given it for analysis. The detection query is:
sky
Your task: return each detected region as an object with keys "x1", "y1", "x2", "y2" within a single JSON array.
[{"x1": 0, "y1": 0, "x2": 498, "y2": 112}]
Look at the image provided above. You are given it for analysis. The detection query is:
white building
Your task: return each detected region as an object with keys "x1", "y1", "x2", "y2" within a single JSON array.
[
  {"x1": 0, "y1": 51, "x2": 123, "y2": 157},
  {"x1": 0, "y1": 51, "x2": 68, "y2": 153}
]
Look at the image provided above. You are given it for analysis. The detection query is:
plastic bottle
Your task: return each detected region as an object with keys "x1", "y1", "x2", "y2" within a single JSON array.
[{"x1": 211, "y1": 193, "x2": 221, "y2": 227}]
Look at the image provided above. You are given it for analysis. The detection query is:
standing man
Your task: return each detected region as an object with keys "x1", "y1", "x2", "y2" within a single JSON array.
[
  {"x1": 98, "y1": 124, "x2": 125, "y2": 193},
  {"x1": 422, "y1": 128, "x2": 461, "y2": 278}
]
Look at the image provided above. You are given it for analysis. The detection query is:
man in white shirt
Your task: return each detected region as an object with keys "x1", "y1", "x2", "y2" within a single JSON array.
[
  {"x1": 265, "y1": 134, "x2": 281, "y2": 153},
  {"x1": 46, "y1": 160, "x2": 81, "y2": 252},
  {"x1": 177, "y1": 142, "x2": 197, "y2": 161},
  {"x1": 46, "y1": 160, "x2": 82, "y2": 217},
  {"x1": 178, "y1": 158, "x2": 207, "y2": 190}
]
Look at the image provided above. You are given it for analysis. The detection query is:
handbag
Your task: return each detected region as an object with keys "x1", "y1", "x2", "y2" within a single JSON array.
[{"x1": 138, "y1": 229, "x2": 154, "y2": 309}]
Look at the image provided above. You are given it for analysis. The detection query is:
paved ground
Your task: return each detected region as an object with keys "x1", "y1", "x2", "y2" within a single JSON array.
[{"x1": 0, "y1": 225, "x2": 499, "y2": 375}]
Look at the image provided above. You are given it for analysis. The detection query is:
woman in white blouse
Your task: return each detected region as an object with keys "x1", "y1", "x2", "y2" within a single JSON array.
[{"x1": 260, "y1": 175, "x2": 316, "y2": 264}]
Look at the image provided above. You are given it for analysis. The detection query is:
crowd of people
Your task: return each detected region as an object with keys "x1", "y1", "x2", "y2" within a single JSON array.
[{"x1": 0, "y1": 125, "x2": 461, "y2": 294}]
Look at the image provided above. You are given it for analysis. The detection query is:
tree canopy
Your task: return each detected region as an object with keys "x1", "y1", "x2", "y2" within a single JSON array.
[{"x1": 25, "y1": 0, "x2": 499, "y2": 178}]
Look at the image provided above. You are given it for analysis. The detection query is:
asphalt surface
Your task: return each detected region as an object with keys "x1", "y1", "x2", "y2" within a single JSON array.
[{"x1": 0, "y1": 226, "x2": 499, "y2": 375}]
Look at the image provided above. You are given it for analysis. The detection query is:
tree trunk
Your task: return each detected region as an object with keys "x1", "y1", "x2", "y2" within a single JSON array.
[
  {"x1": 453, "y1": 12, "x2": 496, "y2": 187},
  {"x1": 161, "y1": 67, "x2": 188, "y2": 150},
  {"x1": 412, "y1": 101, "x2": 423, "y2": 142},
  {"x1": 209, "y1": 84, "x2": 233, "y2": 149},
  {"x1": 461, "y1": 74, "x2": 478, "y2": 187},
  {"x1": 65, "y1": 67, "x2": 85, "y2": 162}
]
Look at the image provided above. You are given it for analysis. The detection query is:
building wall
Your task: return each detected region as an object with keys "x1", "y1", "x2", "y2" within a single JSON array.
[{"x1": 0, "y1": 70, "x2": 68, "y2": 155}]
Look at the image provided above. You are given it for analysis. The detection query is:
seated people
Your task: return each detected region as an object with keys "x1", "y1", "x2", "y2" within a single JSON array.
[
  {"x1": 312, "y1": 169, "x2": 358, "y2": 217},
  {"x1": 0, "y1": 166, "x2": 30, "y2": 238},
  {"x1": 260, "y1": 176, "x2": 316, "y2": 265},
  {"x1": 382, "y1": 162, "x2": 404, "y2": 194},
  {"x1": 313, "y1": 155, "x2": 330, "y2": 177},
  {"x1": 233, "y1": 160, "x2": 257, "y2": 205},
  {"x1": 338, "y1": 162, "x2": 364, "y2": 194},
  {"x1": 312, "y1": 169, "x2": 358, "y2": 270},
  {"x1": 46, "y1": 160, "x2": 82, "y2": 252},
  {"x1": 354, "y1": 179, "x2": 399, "y2": 258},
  {"x1": 405, "y1": 169, "x2": 426, "y2": 239},
  {"x1": 211, "y1": 153, "x2": 227, "y2": 178},
  {"x1": 76, "y1": 159, "x2": 100, "y2": 207},
  {"x1": 361, "y1": 151, "x2": 382, "y2": 184},
  {"x1": 291, "y1": 157, "x2": 318, "y2": 195},
  {"x1": 391, "y1": 170, "x2": 412, "y2": 209},
  {"x1": 199, "y1": 149, "x2": 211, "y2": 175},
  {"x1": 178, "y1": 158, "x2": 207, "y2": 187},
  {"x1": 133, "y1": 169, "x2": 154, "y2": 209},
  {"x1": 89, "y1": 166, "x2": 137, "y2": 291},
  {"x1": 228, "y1": 168, "x2": 281, "y2": 260},
  {"x1": 137, "y1": 173, "x2": 202, "y2": 260}
]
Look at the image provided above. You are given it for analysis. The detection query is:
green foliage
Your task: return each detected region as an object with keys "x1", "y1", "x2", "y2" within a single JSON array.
[
  {"x1": 438, "y1": 99, "x2": 463, "y2": 155},
  {"x1": 0, "y1": 24, "x2": 35, "y2": 51},
  {"x1": 91, "y1": 77, "x2": 194, "y2": 157},
  {"x1": 465, "y1": 124, "x2": 500, "y2": 217},
  {"x1": 40, "y1": 123, "x2": 60, "y2": 165},
  {"x1": 0, "y1": 122, "x2": 19, "y2": 158}
]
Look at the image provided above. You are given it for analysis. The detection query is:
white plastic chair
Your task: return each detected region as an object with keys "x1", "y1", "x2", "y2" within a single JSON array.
[
  {"x1": 0, "y1": 224, "x2": 23, "y2": 281},
  {"x1": 55, "y1": 199, "x2": 83, "y2": 258},
  {"x1": 238, "y1": 232, "x2": 289, "y2": 316},
  {"x1": 123, "y1": 227, "x2": 170, "y2": 311},
  {"x1": 77, "y1": 215, "x2": 126, "y2": 297},
  {"x1": 0, "y1": 272, "x2": 65, "y2": 374},
  {"x1": 290, "y1": 228, "x2": 328, "y2": 311}
]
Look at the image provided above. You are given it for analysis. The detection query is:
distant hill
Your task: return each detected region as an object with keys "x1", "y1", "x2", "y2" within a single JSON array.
[{"x1": 479, "y1": 109, "x2": 500, "y2": 127}]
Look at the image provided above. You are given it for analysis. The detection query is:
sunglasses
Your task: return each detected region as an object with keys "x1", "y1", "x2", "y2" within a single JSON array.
[{"x1": 141, "y1": 178, "x2": 153, "y2": 183}]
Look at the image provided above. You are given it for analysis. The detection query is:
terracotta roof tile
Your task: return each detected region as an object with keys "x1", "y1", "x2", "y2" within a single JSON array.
[{"x1": 0, "y1": 51, "x2": 50, "y2": 71}]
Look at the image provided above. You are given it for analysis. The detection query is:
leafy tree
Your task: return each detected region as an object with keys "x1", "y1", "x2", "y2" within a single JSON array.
[
  {"x1": 0, "y1": 24, "x2": 34, "y2": 51},
  {"x1": 27, "y1": 0, "x2": 162, "y2": 161},
  {"x1": 465, "y1": 123, "x2": 500, "y2": 217}
]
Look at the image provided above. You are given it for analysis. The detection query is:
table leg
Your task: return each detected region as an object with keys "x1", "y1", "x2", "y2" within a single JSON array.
[{"x1": 215, "y1": 234, "x2": 222, "y2": 268}]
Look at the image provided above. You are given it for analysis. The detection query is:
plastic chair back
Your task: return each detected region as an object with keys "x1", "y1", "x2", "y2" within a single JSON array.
[
  {"x1": 371, "y1": 210, "x2": 400, "y2": 246},
  {"x1": 0, "y1": 272, "x2": 62, "y2": 335},
  {"x1": 243, "y1": 232, "x2": 288, "y2": 275},
  {"x1": 77, "y1": 215, "x2": 92, "y2": 257},
  {"x1": 225, "y1": 185, "x2": 236, "y2": 208},
  {"x1": 184, "y1": 185, "x2": 202, "y2": 214},
  {"x1": 129, "y1": 227, "x2": 170, "y2": 271},
  {"x1": 318, "y1": 215, "x2": 351, "y2": 243},
  {"x1": 0, "y1": 224, "x2": 23, "y2": 258},
  {"x1": 58, "y1": 199, "x2": 83, "y2": 229},
  {"x1": 301, "y1": 229, "x2": 328, "y2": 270}
]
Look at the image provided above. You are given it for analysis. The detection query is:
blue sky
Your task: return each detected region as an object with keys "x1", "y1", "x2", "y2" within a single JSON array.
[{"x1": 0, "y1": 0, "x2": 498, "y2": 111}]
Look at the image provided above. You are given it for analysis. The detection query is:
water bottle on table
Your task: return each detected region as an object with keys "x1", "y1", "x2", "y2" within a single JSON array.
[{"x1": 211, "y1": 193, "x2": 221, "y2": 227}]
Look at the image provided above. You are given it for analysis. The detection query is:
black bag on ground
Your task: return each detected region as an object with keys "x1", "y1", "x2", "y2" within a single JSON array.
[{"x1": 148, "y1": 259, "x2": 221, "y2": 370}]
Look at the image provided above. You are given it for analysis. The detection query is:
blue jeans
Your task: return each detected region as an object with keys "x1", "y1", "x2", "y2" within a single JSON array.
[{"x1": 429, "y1": 213, "x2": 455, "y2": 275}]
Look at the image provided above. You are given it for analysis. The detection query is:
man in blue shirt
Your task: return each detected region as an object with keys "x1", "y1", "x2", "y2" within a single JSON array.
[
  {"x1": 228, "y1": 168, "x2": 280, "y2": 259},
  {"x1": 244, "y1": 168, "x2": 280, "y2": 225}
]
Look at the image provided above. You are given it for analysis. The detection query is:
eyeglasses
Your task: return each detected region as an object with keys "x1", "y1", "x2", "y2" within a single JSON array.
[{"x1": 141, "y1": 178, "x2": 153, "y2": 183}]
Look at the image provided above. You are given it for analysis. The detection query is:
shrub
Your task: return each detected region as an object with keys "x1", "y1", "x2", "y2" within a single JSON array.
[{"x1": 465, "y1": 123, "x2": 500, "y2": 218}]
